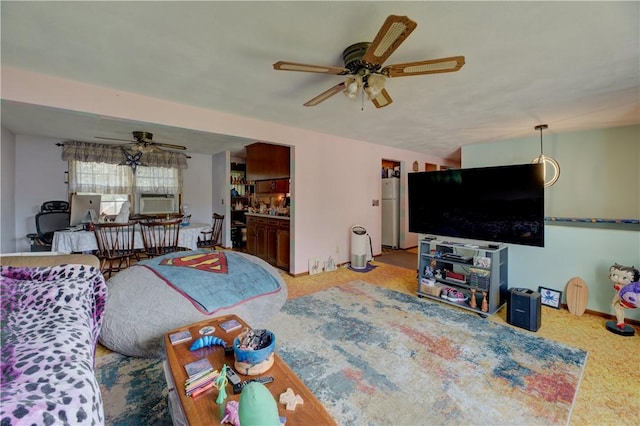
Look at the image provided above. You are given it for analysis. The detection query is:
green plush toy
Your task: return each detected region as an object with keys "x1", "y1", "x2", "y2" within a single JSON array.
[{"x1": 238, "y1": 382, "x2": 280, "y2": 426}]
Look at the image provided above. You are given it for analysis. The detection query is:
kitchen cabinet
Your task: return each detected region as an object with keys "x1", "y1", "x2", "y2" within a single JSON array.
[
  {"x1": 256, "y1": 225, "x2": 267, "y2": 259},
  {"x1": 256, "y1": 179, "x2": 290, "y2": 194},
  {"x1": 245, "y1": 214, "x2": 290, "y2": 271},
  {"x1": 266, "y1": 224, "x2": 278, "y2": 265},
  {"x1": 276, "y1": 228, "x2": 290, "y2": 269},
  {"x1": 246, "y1": 143, "x2": 290, "y2": 181},
  {"x1": 246, "y1": 217, "x2": 256, "y2": 255}
]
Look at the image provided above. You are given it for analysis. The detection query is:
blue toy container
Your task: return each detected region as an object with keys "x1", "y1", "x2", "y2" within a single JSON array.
[{"x1": 233, "y1": 331, "x2": 276, "y2": 365}]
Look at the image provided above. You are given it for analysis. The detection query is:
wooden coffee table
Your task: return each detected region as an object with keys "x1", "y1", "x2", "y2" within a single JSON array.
[{"x1": 163, "y1": 314, "x2": 336, "y2": 426}]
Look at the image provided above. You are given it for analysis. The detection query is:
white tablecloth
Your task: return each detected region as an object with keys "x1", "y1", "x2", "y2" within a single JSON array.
[{"x1": 52, "y1": 223, "x2": 210, "y2": 254}]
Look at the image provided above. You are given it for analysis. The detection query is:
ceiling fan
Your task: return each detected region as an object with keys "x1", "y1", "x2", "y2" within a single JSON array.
[
  {"x1": 95, "y1": 131, "x2": 187, "y2": 153},
  {"x1": 273, "y1": 15, "x2": 465, "y2": 108}
]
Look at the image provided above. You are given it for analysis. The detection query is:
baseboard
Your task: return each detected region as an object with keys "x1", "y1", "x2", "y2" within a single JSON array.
[{"x1": 561, "y1": 303, "x2": 640, "y2": 326}]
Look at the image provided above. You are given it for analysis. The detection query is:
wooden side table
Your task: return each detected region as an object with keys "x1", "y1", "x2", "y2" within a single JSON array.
[{"x1": 163, "y1": 314, "x2": 336, "y2": 426}]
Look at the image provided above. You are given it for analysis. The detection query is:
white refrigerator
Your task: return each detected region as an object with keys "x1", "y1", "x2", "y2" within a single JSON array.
[{"x1": 381, "y1": 178, "x2": 400, "y2": 249}]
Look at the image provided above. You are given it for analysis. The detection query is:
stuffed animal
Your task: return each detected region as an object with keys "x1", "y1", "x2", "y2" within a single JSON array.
[{"x1": 607, "y1": 263, "x2": 639, "y2": 336}]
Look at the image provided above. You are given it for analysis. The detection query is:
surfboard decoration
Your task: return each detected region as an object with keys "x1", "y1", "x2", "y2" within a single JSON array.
[{"x1": 566, "y1": 276, "x2": 589, "y2": 316}]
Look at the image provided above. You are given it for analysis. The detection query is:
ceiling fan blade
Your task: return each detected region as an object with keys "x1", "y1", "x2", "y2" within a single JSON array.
[
  {"x1": 370, "y1": 88, "x2": 393, "y2": 108},
  {"x1": 383, "y1": 56, "x2": 466, "y2": 77},
  {"x1": 303, "y1": 82, "x2": 346, "y2": 107},
  {"x1": 362, "y1": 15, "x2": 417, "y2": 66},
  {"x1": 273, "y1": 61, "x2": 349, "y2": 75},
  {"x1": 152, "y1": 142, "x2": 187, "y2": 151},
  {"x1": 95, "y1": 136, "x2": 135, "y2": 143}
]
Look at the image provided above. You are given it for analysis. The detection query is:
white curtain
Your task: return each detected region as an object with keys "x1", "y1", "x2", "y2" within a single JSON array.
[
  {"x1": 68, "y1": 160, "x2": 132, "y2": 194},
  {"x1": 135, "y1": 166, "x2": 182, "y2": 195},
  {"x1": 63, "y1": 141, "x2": 185, "y2": 195}
]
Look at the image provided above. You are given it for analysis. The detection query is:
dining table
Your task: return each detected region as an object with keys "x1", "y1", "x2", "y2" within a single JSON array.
[{"x1": 51, "y1": 222, "x2": 210, "y2": 254}]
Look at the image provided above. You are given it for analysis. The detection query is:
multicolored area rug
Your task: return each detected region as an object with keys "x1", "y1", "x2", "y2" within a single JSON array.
[
  {"x1": 95, "y1": 280, "x2": 588, "y2": 425},
  {"x1": 267, "y1": 280, "x2": 588, "y2": 425},
  {"x1": 95, "y1": 353, "x2": 171, "y2": 426}
]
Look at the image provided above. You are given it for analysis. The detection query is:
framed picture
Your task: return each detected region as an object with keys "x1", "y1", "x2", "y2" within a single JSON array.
[
  {"x1": 538, "y1": 286, "x2": 562, "y2": 309},
  {"x1": 324, "y1": 256, "x2": 337, "y2": 272},
  {"x1": 308, "y1": 257, "x2": 323, "y2": 275}
]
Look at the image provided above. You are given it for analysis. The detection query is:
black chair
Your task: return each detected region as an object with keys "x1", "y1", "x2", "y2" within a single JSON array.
[{"x1": 27, "y1": 201, "x2": 70, "y2": 252}]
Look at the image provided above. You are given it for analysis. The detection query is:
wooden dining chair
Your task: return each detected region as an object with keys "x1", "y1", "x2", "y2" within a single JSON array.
[
  {"x1": 197, "y1": 213, "x2": 224, "y2": 250},
  {"x1": 138, "y1": 218, "x2": 182, "y2": 258},
  {"x1": 93, "y1": 221, "x2": 137, "y2": 278}
]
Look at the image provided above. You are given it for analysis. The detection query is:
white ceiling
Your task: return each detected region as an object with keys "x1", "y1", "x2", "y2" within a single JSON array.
[{"x1": 1, "y1": 1, "x2": 639, "y2": 160}]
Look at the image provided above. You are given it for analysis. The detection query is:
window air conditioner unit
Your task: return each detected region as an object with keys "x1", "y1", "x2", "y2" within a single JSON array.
[{"x1": 139, "y1": 194, "x2": 176, "y2": 214}]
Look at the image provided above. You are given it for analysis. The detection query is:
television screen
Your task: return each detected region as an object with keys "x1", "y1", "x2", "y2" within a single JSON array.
[{"x1": 408, "y1": 163, "x2": 544, "y2": 247}]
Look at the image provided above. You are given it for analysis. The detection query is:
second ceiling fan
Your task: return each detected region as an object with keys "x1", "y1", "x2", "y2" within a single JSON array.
[
  {"x1": 273, "y1": 15, "x2": 465, "y2": 108},
  {"x1": 96, "y1": 131, "x2": 187, "y2": 153}
]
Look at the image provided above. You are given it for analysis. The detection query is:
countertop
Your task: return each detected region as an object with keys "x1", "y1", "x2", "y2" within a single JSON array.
[{"x1": 245, "y1": 212, "x2": 290, "y2": 220}]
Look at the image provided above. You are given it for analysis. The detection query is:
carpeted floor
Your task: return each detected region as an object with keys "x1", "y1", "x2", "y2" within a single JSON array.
[
  {"x1": 96, "y1": 353, "x2": 171, "y2": 426},
  {"x1": 96, "y1": 256, "x2": 640, "y2": 425}
]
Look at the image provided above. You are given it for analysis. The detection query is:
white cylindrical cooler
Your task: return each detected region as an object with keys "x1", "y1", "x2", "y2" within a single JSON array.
[{"x1": 350, "y1": 225, "x2": 369, "y2": 269}]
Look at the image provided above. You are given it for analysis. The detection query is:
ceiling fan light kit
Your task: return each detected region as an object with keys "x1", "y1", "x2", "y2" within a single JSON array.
[{"x1": 273, "y1": 15, "x2": 465, "y2": 109}]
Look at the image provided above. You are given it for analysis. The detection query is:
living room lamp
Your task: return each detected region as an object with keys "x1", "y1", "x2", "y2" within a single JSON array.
[{"x1": 532, "y1": 124, "x2": 560, "y2": 187}]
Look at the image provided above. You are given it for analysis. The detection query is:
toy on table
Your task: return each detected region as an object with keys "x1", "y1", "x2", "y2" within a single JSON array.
[
  {"x1": 606, "y1": 263, "x2": 639, "y2": 336},
  {"x1": 214, "y1": 364, "x2": 230, "y2": 421},
  {"x1": 279, "y1": 388, "x2": 304, "y2": 411},
  {"x1": 215, "y1": 364, "x2": 229, "y2": 404},
  {"x1": 190, "y1": 336, "x2": 227, "y2": 351},
  {"x1": 220, "y1": 401, "x2": 240, "y2": 426},
  {"x1": 238, "y1": 382, "x2": 280, "y2": 426}
]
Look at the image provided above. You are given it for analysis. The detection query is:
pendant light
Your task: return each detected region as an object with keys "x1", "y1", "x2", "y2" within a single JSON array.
[{"x1": 531, "y1": 124, "x2": 560, "y2": 187}]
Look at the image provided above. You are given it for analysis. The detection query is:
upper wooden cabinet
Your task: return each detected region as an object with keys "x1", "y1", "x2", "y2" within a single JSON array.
[
  {"x1": 255, "y1": 179, "x2": 290, "y2": 194},
  {"x1": 246, "y1": 143, "x2": 290, "y2": 181}
]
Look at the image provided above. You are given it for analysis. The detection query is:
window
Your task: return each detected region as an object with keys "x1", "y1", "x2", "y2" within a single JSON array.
[
  {"x1": 70, "y1": 161, "x2": 182, "y2": 214},
  {"x1": 99, "y1": 194, "x2": 130, "y2": 216},
  {"x1": 62, "y1": 141, "x2": 187, "y2": 214}
]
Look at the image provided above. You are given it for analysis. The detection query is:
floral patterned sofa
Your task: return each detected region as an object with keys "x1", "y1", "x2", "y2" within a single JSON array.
[{"x1": 0, "y1": 254, "x2": 107, "y2": 425}]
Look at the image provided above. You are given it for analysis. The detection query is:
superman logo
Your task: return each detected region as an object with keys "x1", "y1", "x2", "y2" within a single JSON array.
[{"x1": 160, "y1": 252, "x2": 228, "y2": 273}]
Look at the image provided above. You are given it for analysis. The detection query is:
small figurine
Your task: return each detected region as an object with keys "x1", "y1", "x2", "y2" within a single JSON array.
[
  {"x1": 606, "y1": 263, "x2": 639, "y2": 336},
  {"x1": 481, "y1": 291, "x2": 488, "y2": 313},
  {"x1": 215, "y1": 364, "x2": 229, "y2": 405},
  {"x1": 190, "y1": 336, "x2": 227, "y2": 351},
  {"x1": 221, "y1": 401, "x2": 240, "y2": 426}
]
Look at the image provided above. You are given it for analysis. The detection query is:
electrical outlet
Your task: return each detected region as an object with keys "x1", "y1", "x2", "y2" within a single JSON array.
[{"x1": 372, "y1": 199, "x2": 379, "y2": 206}]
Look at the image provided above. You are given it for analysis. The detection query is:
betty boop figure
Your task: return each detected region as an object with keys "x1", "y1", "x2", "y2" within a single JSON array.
[{"x1": 606, "y1": 263, "x2": 639, "y2": 336}]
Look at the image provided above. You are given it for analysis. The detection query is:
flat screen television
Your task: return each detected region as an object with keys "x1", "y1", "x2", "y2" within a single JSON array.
[
  {"x1": 408, "y1": 163, "x2": 545, "y2": 247},
  {"x1": 70, "y1": 194, "x2": 101, "y2": 226}
]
